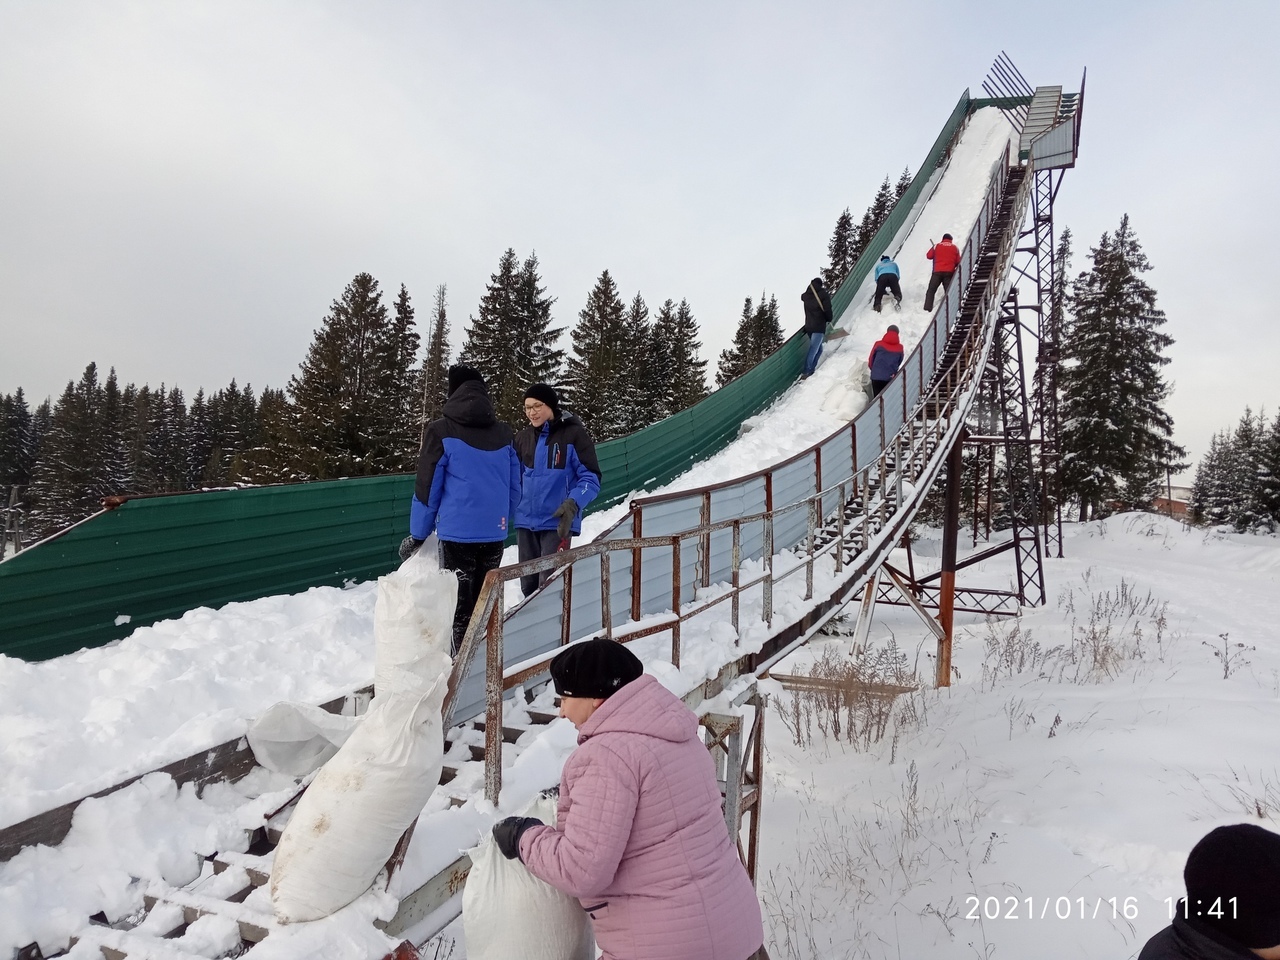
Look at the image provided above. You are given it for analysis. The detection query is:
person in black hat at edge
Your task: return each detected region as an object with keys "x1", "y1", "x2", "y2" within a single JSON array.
[
  {"x1": 491, "y1": 638, "x2": 767, "y2": 960},
  {"x1": 399, "y1": 364, "x2": 521, "y2": 656},
  {"x1": 1138, "y1": 823, "x2": 1280, "y2": 959},
  {"x1": 513, "y1": 383, "x2": 601, "y2": 597}
]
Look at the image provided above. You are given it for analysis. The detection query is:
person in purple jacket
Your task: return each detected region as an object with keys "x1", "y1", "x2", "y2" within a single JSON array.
[{"x1": 493, "y1": 639, "x2": 766, "y2": 960}]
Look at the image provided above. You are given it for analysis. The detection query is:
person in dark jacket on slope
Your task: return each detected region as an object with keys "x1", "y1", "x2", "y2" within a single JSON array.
[
  {"x1": 514, "y1": 383, "x2": 602, "y2": 597},
  {"x1": 923, "y1": 233, "x2": 961, "y2": 312},
  {"x1": 801, "y1": 276, "x2": 833, "y2": 379},
  {"x1": 1138, "y1": 823, "x2": 1280, "y2": 960},
  {"x1": 400, "y1": 365, "x2": 521, "y2": 655},
  {"x1": 873, "y1": 254, "x2": 902, "y2": 313},
  {"x1": 867, "y1": 324, "x2": 904, "y2": 397}
]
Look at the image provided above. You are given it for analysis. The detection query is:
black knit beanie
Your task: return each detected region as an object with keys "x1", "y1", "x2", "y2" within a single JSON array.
[
  {"x1": 550, "y1": 638, "x2": 643, "y2": 699},
  {"x1": 1184, "y1": 823, "x2": 1280, "y2": 948},
  {"x1": 448, "y1": 365, "x2": 485, "y2": 397},
  {"x1": 523, "y1": 383, "x2": 560, "y2": 418}
]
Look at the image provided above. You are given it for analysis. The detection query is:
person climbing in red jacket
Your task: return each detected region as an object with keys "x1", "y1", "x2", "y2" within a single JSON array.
[
  {"x1": 868, "y1": 324, "x2": 904, "y2": 397},
  {"x1": 923, "y1": 233, "x2": 961, "y2": 312}
]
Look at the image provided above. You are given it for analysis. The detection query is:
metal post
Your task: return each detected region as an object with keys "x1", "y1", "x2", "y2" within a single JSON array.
[
  {"x1": 483, "y1": 588, "x2": 506, "y2": 805},
  {"x1": 671, "y1": 537, "x2": 682, "y2": 667},
  {"x1": 731, "y1": 521, "x2": 741, "y2": 635},
  {"x1": 631, "y1": 511, "x2": 643, "y2": 620},
  {"x1": 805, "y1": 498, "x2": 816, "y2": 601},
  {"x1": 937, "y1": 428, "x2": 966, "y2": 687},
  {"x1": 600, "y1": 551, "x2": 612, "y2": 640}
]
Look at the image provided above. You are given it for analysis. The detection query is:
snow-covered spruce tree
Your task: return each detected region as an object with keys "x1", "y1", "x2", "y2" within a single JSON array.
[
  {"x1": 289, "y1": 273, "x2": 393, "y2": 479},
  {"x1": 421, "y1": 284, "x2": 451, "y2": 428},
  {"x1": 565, "y1": 269, "x2": 629, "y2": 441},
  {"x1": 1058, "y1": 216, "x2": 1185, "y2": 519},
  {"x1": 234, "y1": 387, "x2": 298, "y2": 485},
  {"x1": 647, "y1": 300, "x2": 679, "y2": 420},
  {"x1": 461, "y1": 249, "x2": 563, "y2": 428},
  {"x1": 664, "y1": 299, "x2": 708, "y2": 414},
  {"x1": 1190, "y1": 431, "x2": 1227, "y2": 525},
  {"x1": 1258, "y1": 412, "x2": 1280, "y2": 528},
  {"x1": 868, "y1": 176, "x2": 895, "y2": 232},
  {"x1": 823, "y1": 209, "x2": 857, "y2": 290},
  {"x1": 186, "y1": 389, "x2": 212, "y2": 489},
  {"x1": 0, "y1": 389, "x2": 36, "y2": 491},
  {"x1": 620, "y1": 292, "x2": 655, "y2": 434},
  {"x1": 26, "y1": 363, "x2": 115, "y2": 537},
  {"x1": 1228, "y1": 408, "x2": 1269, "y2": 532}
]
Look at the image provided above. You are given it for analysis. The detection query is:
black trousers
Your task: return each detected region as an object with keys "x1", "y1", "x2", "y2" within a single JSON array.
[
  {"x1": 923, "y1": 270, "x2": 954, "y2": 311},
  {"x1": 871, "y1": 379, "x2": 890, "y2": 397},
  {"x1": 517, "y1": 528, "x2": 565, "y2": 596},
  {"x1": 440, "y1": 539, "x2": 505, "y2": 656},
  {"x1": 873, "y1": 274, "x2": 902, "y2": 309}
]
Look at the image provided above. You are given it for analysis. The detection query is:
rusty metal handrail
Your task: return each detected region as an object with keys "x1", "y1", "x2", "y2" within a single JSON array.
[{"x1": 442, "y1": 143, "x2": 1031, "y2": 805}]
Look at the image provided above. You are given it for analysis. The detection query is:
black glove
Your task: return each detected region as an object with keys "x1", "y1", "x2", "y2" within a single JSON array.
[
  {"x1": 492, "y1": 816, "x2": 543, "y2": 860},
  {"x1": 552, "y1": 498, "x2": 579, "y2": 539},
  {"x1": 398, "y1": 536, "x2": 424, "y2": 562}
]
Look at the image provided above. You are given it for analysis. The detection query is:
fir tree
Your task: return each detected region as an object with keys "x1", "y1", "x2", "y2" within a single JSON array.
[
  {"x1": 421, "y1": 284, "x2": 452, "y2": 429},
  {"x1": 620, "y1": 292, "x2": 655, "y2": 434},
  {"x1": 665, "y1": 299, "x2": 709, "y2": 413},
  {"x1": 186, "y1": 389, "x2": 212, "y2": 488},
  {"x1": 461, "y1": 249, "x2": 563, "y2": 427},
  {"x1": 868, "y1": 176, "x2": 895, "y2": 230},
  {"x1": 288, "y1": 272, "x2": 393, "y2": 479},
  {"x1": 565, "y1": 269, "x2": 629, "y2": 441},
  {"x1": 0, "y1": 389, "x2": 35, "y2": 490},
  {"x1": 1058, "y1": 216, "x2": 1185, "y2": 519},
  {"x1": 235, "y1": 387, "x2": 297, "y2": 485},
  {"x1": 372, "y1": 283, "x2": 422, "y2": 472},
  {"x1": 647, "y1": 300, "x2": 680, "y2": 420},
  {"x1": 716, "y1": 293, "x2": 782, "y2": 387},
  {"x1": 823, "y1": 209, "x2": 857, "y2": 290},
  {"x1": 27, "y1": 364, "x2": 113, "y2": 536},
  {"x1": 895, "y1": 167, "x2": 912, "y2": 200},
  {"x1": 1257, "y1": 412, "x2": 1280, "y2": 528}
]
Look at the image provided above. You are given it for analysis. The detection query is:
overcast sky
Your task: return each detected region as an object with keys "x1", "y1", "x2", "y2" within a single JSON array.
[{"x1": 2, "y1": 1, "x2": 1277, "y2": 480}]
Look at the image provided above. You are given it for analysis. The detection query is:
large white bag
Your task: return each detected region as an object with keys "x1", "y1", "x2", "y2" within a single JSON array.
[
  {"x1": 463, "y1": 795, "x2": 594, "y2": 960},
  {"x1": 268, "y1": 551, "x2": 457, "y2": 922},
  {"x1": 375, "y1": 539, "x2": 455, "y2": 696},
  {"x1": 269, "y1": 685, "x2": 446, "y2": 922}
]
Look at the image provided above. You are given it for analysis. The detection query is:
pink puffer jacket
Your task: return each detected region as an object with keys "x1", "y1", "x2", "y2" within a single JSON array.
[{"x1": 519, "y1": 674, "x2": 764, "y2": 960}]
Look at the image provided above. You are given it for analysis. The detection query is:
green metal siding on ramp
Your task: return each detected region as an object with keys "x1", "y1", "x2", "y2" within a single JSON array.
[{"x1": 0, "y1": 90, "x2": 998, "y2": 662}]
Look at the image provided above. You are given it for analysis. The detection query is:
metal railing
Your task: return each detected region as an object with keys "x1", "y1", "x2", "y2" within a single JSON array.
[{"x1": 443, "y1": 141, "x2": 1033, "y2": 804}]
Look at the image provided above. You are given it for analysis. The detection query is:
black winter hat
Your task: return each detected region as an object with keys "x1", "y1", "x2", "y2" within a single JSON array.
[
  {"x1": 887, "y1": 324, "x2": 899, "y2": 334},
  {"x1": 523, "y1": 383, "x2": 560, "y2": 418},
  {"x1": 1184, "y1": 823, "x2": 1280, "y2": 948},
  {"x1": 880, "y1": 254, "x2": 891, "y2": 261},
  {"x1": 448, "y1": 365, "x2": 485, "y2": 397},
  {"x1": 942, "y1": 233, "x2": 953, "y2": 241},
  {"x1": 550, "y1": 638, "x2": 643, "y2": 699}
]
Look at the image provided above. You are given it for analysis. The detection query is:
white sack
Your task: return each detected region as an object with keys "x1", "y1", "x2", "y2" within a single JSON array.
[
  {"x1": 375, "y1": 539, "x2": 456, "y2": 696},
  {"x1": 268, "y1": 685, "x2": 447, "y2": 922},
  {"x1": 463, "y1": 795, "x2": 594, "y2": 960},
  {"x1": 246, "y1": 701, "x2": 359, "y2": 777},
  {"x1": 268, "y1": 553, "x2": 457, "y2": 922}
]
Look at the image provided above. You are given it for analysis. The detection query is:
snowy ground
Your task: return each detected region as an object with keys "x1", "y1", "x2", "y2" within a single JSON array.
[{"x1": 5, "y1": 515, "x2": 1278, "y2": 959}]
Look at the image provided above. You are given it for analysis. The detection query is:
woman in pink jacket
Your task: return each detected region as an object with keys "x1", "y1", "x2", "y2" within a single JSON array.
[{"x1": 492, "y1": 638, "x2": 766, "y2": 960}]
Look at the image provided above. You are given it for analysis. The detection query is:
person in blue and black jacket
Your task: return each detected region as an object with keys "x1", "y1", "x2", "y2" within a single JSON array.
[
  {"x1": 514, "y1": 383, "x2": 602, "y2": 597},
  {"x1": 400, "y1": 365, "x2": 521, "y2": 655}
]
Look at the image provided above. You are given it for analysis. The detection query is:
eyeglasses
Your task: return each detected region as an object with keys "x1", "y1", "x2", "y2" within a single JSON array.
[{"x1": 524, "y1": 403, "x2": 546, "y2": 412}]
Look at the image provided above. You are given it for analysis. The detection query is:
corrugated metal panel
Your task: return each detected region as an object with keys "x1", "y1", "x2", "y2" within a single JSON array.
[{"x1": 0, "y1": 476, "x2": 412, "y2": 661}]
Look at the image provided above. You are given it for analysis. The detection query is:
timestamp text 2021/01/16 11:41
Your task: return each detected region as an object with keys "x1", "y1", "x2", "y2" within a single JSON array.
[{"x1": 964, "y1": 896, "x2": 1238, "y2": 921}]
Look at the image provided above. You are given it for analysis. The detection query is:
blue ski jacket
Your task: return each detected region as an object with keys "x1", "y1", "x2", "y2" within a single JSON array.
[
  {"x1": 514, "y1": 413, "x2": 602, "y2": 536},
  {"x1": 868, "y1": 329, "x2": 905, "y2": 382},
  {"x1": 410, "y1": 380, "x2": 521, "y2": 543},
  {"x1": 874, "y1": 257, "x2": 900, "y2": 279}
]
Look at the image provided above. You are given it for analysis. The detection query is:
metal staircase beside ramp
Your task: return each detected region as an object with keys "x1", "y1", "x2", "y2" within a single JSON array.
[{"x1": 440, "y1": 139, "x2": 1035, "y2": 805}]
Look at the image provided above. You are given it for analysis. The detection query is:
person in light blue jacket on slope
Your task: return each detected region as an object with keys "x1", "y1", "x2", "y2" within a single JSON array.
[{"x1": 873, "y1": 254, "x2": 902, "y2": 313}]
